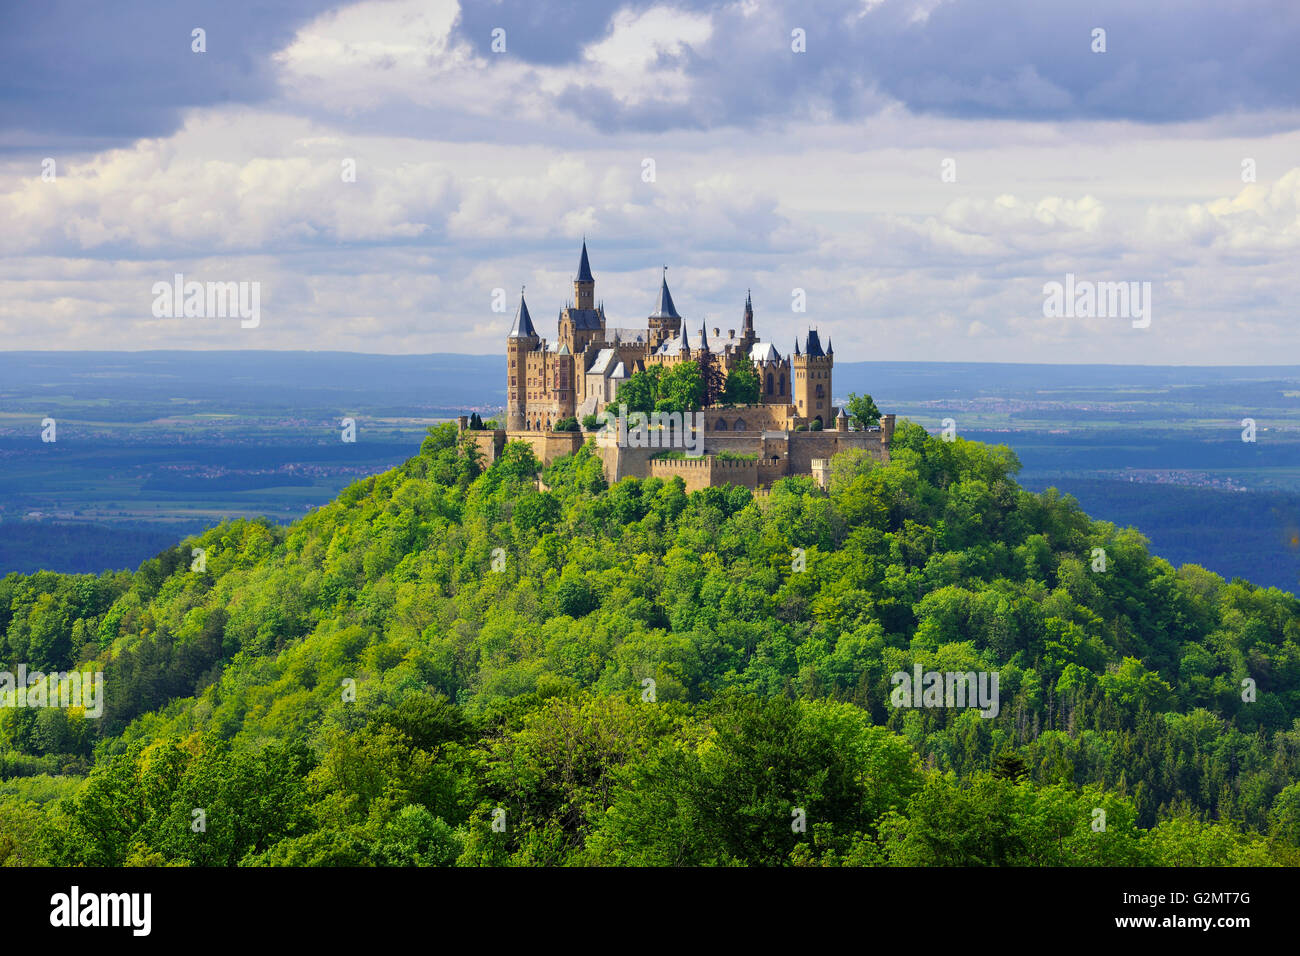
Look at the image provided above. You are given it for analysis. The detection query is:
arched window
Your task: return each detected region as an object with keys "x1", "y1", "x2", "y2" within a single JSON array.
[
  {"x1": 765, "y1": 373, "x2": 773, "y2": 395},
  {"x1": 779, "y1": 374, "x2": 786, "y2": 394},
  {"x1": 715, "y1": 419, "x2": 728, "y2": 431},
  {"x1": 734, "y1": 418, "x2": 747, "y2": 432},
  {"x1": 816, "y1": 384, "x2": 824, "y2": 398}
]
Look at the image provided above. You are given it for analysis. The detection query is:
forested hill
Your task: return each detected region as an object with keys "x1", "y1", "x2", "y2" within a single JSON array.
[{"x1": 2, "y1": 422, "x2": 1299, "y2": 866}]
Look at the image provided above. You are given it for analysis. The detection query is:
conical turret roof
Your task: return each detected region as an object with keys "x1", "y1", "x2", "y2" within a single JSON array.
[
  {"x1": 576, "y1": 240, "x2": 593, "y2": 282},
  {"x1": 650, "y1": 268, "x2": 680, "y2": 319},
  {"x1": 507, "y1": 289, "x2": 537, "y2": 338}
]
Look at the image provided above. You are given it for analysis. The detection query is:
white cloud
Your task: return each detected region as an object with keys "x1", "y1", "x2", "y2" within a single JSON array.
[{"x1": 2, "y1": 0, "x2": 1299, "y2": 365}]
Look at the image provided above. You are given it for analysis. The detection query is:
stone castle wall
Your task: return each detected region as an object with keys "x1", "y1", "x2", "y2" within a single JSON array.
[
  {"x1": 648, "y1": 456, "x2": 759, "y2": 492},
  {"x1": 460, "y1": 414, "x2": 895, "y2": 491}
]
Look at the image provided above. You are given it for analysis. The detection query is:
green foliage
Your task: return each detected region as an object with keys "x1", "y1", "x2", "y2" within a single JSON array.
[
  {"x1": 658, "y1": 362, "x2": 705, "y2": 411},
  {"x1": 616, "y1": 367, "x2": 661, "y2": 415},
  {"x1": 845, "y1": 392, "x2": 881, "y2": 429},
  {"x1": 618, "y1": 363, "x2": 704, "y2": 413},
  {"x1": 2, "y1": 418, "x2": 1298, "y2": 866},
  {"x1": 721, "y1": 357, "x2": 761, "y2": 406}
]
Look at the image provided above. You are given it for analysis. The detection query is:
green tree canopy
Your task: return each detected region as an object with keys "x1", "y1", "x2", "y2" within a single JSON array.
[
  {"x1": 845, "y1": 392, "x2": 881, "y2": 429},
  {"x1": 721, "y1": 357, "x2": 760, "y2": 406}
]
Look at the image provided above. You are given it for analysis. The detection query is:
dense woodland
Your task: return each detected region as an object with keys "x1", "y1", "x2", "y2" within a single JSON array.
[{"x1": 2, "y1": 421, "x2": 1299, "y2": 866}]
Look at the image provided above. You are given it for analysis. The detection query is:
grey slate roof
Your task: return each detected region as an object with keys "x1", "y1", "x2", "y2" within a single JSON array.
[
  {"x1": 607, "y1": 327, "x2": 648, "y2": 344},
  {"x1": 577, "y1": 241, "x2": 594, "y2": 282},
  {"x1": 507, "y1": 291, "x2": 537, "y2": 338},
  {"x1": 650, "y1": 273, "x2": 680, "y2": 319},
  {"x1": 589, "y1": 348, "x2": 619, "y2": 376},
  {"x1": 804, "y1": 329, "x2": 825, "y2": 357},
  {"x1": 749, "y1": 342, "x2": 781, "y2": 363},
  {"x1": 566, "y1": 307, "x2": 604, "y2": 331},
  {"x1": 654, "y1": 331, "x2": 691, "y2": 356}
]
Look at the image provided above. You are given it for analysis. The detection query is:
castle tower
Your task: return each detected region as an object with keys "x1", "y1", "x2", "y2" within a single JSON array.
[
  {"x1": 559, "y1": 240, "x2": 604, "y2": 354},
  {"x1": 739, "y1": 290, "x2": 757, "y2": 350},
  {"x1": 574, "y1": 239, "x2": 594, "y2": 311},
  {"x1": 791, "y1": 328, "x2": 833, "y2": 425},
  {"x1": 648, "y1": 267, "x2": 682, "y2": 348},
  {"x1": 506, "y1": 288, "x2": 539, "y2": 431}
]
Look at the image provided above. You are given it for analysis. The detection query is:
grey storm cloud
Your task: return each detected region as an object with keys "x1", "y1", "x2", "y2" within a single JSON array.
[
  {"x1": 0, "y1": 0, "x2": 340, "y2": 150},
  {"x1": 4, "y1": 0, "x2": 1298, "y2": 149},
  {"x1": 458, "y1": 0, "x2": 1300, "y2": 129}
]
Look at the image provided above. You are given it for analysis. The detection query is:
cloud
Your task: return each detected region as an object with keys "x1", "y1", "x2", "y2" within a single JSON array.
[
  {"x1": 2, "y1": 0, "x2": 1299, "y2": 366},
  {"x1": 8, "y1": 0, "x2": 1298, "y2": 151},
  {"x1": 0, "y1": 0, "x2": 337, "y2": 150}
]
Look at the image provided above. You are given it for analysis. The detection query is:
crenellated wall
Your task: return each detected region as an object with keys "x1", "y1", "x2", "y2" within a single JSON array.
[
  {"x1": 648, "y1": 455, "x2": 759, "y2": 492},
  {"x1": 460, "y1": 414, "x2": 896, "y2": 491}
]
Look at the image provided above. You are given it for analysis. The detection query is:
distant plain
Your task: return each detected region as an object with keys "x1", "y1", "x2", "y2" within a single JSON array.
[{"x1": 3, "y1": 352, "x2": 1300, "y2": 590}]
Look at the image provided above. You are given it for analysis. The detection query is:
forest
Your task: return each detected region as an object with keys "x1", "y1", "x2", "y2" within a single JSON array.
[{"x1": 1, "y1": 421, "x2": 1298, "y2": 866}]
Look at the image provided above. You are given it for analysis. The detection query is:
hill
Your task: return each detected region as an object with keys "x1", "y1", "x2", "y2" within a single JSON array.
[{"x1": 1, "y1": 422, "x2": 1298, "y2": 866}]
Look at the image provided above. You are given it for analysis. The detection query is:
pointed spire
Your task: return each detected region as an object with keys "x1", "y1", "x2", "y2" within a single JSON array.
[
  {"x1": 743, "y1": 289, "x2": 754, "y2": 330},
  {"x1": 826, "y1": 337, "x2": 833, "y2": 355},
  {"x1": 681, "y1": 321, "x2": 691, "y2": 351},
  {"x1": 650, "y1": 266, "x2": 680, "y2": 319},
  {"x1": 804, "y1": 329, "x2": 824, "y2": 357},
  {"x1": 794, "y1": 336, "x2": 800, "y2": 356},
  {"x1": 700, "y1": 323, "x2": 709, "y2": 349},
  {"x1": 507, "y1": 286, "x2": 537, "y2": 338},
  {"x1": 576, "y1": 238, "x2": 594, "y2": 282}
]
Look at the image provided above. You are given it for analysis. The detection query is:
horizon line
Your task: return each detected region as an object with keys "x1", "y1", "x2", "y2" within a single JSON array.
[{"x1": 4, "y1": 349, "x2": 1300, "y2": 371}]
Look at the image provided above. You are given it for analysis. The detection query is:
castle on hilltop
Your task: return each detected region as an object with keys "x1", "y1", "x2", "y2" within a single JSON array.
[{"x1": 460, "y1": 241, "x2": 894, "y2": 490}]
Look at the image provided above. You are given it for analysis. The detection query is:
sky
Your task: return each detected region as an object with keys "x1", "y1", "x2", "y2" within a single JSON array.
[{"x1": 1, "y1": 0, "x2": 1298, "y2": 364}]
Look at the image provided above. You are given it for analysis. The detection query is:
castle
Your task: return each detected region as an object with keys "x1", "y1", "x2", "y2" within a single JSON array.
[{"x1": 460, "y1": 241, "x2": 894, "y2": 490}]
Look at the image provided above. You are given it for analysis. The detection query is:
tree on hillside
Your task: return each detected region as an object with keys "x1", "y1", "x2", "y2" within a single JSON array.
[{"x1": 494, "y1": 441, "x2": 541, "y2": 481}]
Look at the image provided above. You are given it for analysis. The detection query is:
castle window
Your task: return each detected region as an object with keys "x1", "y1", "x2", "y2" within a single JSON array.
[
  {"x1": 779, "y1": 374, "x2": 786, "y2": 393},
  {"x1": 716, "y1": 419, "x2": 727, "y2": 431},
  {"x1": 734, "y1": 418, "x2": 746, "y2": 431},
  {"x1": 766, "y1": 373, "x2": 773, "y2": 395},
  {"x1": 816, "y1": 384, "x2": 824, "y2": 398}
]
